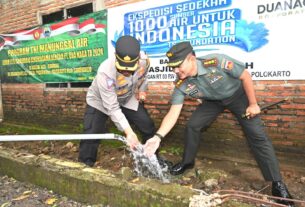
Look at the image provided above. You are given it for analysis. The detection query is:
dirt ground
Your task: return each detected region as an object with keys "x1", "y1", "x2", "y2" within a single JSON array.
[
  {"x1": 1, "y1": 139, "x2": 305, "y2": 207},
  {"x1": 0, "y1": 175, "x2": 99, "y2": 207}
]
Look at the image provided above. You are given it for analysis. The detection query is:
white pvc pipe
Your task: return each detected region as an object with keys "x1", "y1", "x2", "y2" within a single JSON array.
[{"x1": 0, "y1": 133, "x2": 126, "y2": 142}]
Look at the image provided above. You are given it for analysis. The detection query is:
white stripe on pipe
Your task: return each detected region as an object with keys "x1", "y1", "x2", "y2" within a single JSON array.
[{"x1": 0, "y1": 134, "x2": 126, "y2": 142}]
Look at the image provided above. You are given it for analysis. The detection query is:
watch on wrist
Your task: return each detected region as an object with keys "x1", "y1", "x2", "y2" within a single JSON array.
[{"x1": 155, "y1": 133, "x2": 163, "y2": 140}]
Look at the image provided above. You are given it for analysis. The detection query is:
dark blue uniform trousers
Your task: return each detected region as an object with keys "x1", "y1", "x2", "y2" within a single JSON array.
[
  {"x1": 79, "y1": 103, "x2": 155, "y2": 163},
  {"x1": 182, "y1": 90, "x2": 282, "y2": 181}
]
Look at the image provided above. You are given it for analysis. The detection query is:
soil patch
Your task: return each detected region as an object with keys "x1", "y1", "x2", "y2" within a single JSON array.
[{"x1": 0, "y1": 175, "x2": 93, "y2": 207}]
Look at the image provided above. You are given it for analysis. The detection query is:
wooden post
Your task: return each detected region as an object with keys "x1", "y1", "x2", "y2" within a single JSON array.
[{"x1": 95, "y1": 0, "x2": 105, "y2": 11}]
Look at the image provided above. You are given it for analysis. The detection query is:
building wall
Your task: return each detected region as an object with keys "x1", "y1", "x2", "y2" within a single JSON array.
[{"x1": 1, "y1": 0, "x2": 305, "y2": 166}]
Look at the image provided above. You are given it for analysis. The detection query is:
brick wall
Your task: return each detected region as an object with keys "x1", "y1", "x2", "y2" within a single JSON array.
[
  {"x1": 2, "y1": 84, "x2": 87, "y2": 117},
  {"x1": 104, "y1": 0, "x2": 143, "y2": 8},
  {"x1": 146, "y1": 80, "x2": 305, "y2": 166},
  {"x1": 1, "y1": 0, "x2": 305, "y2": 166}
]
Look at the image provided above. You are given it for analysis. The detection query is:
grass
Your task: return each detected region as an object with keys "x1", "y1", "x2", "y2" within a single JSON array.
[
  {"x1": 0, "y1": 122, "x2": 69, "y2": 135},
  {"x1": 159, "y1": 146, "x2": 183, "y2": 156},
  {"x1": 0, "y1": 121, "x2": 129, "y2": 149}
]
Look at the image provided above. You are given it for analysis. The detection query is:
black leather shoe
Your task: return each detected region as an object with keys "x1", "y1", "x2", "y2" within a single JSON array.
[
  {"x1": 156, "y1": 156, "x2": 173, "y2": 169},
  {"x1": 272, "y1": 181, "x2": 295, "y2": 207},
  {"x1": 79, "y1": 159, "x2": 95, "y2": 167},
  {"x1": 170, "y1": 162, "x2": 194, "y2": 175}
]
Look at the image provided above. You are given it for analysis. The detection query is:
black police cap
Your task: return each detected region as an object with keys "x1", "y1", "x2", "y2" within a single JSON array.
[
  {"x1": 115, "y1": 35, "x2": 140, "y2": 71},
  {"x1": 166, "y1": 41, "x2": 193, "y2": 67}
]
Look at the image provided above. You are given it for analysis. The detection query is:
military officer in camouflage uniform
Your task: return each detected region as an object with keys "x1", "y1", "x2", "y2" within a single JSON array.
[
  {"x1": 78, "y1": 35, "x2": 155, "y2": 167},
  {"x1": 144, "y1": 41, "x2": 295, "y2": 207}
]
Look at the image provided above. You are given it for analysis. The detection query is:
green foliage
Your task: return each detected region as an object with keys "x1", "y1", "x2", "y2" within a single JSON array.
[
  {"x1": 0, "y1": 123, "x2": 59, "y2": 135},
  {"x1": 79, "y1": 123, "x2": 84, "y2": 132},
  {"x1": 159, "y1": 146, "x2": 183, "y2": 156},
  {"x1": 108, "y1": 125, "x2": 124, "y2": 136},
  {"x1": 0, "y1": 121, "x2": 142, "y2": 149},
  {"x1": 100, "y1": 140, "x2": 125, "y2": 149}
]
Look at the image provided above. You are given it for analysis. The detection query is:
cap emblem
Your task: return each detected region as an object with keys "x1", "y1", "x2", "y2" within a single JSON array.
[
  {"x1": 167, "y1": 52, "x2": 173, "y2": 57},
  {"x1": 124, "y1": 56, "x2": 131, "y2": 61}
]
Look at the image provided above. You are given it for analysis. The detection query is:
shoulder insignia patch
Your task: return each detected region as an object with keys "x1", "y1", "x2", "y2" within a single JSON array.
[
  {"x1": 221, "y1": 59, "x2": 234, "y2": 70},
  {"x1": 106, "y1": 77, "x2": 115, "y2": 89},
  {"x1": 145, "y1": 57, "x2": 150, "y2": 69},
  {"x1": 202, "y1": 58, "x2": 218, "y2": 67},
  {"x1": 175, "y1": 79, "x2": 185, "y2": 88},
  {"x1": 117, "y1": 74, "x2": 125, "y2": 81},
  {"x1": 137, "y1": 67, "x2": 145, "y2": 76}
]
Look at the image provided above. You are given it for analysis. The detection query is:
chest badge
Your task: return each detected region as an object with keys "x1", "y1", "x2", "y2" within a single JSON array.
[
  {"x1": 189, "y1": 89, "x2": 199, "y2": 96},
  {"x1": 206, "y1": 72, "x2": 223, "y2": 84},
  {"x1": 185, "y1": 84, "x2": 196, "y2": 92},
  {"x1": 116, "y1": 74, "x2": 127, "y2": 86},
  {"x1": 118, "y1": 79, "x2": 127, "y2": 86}
]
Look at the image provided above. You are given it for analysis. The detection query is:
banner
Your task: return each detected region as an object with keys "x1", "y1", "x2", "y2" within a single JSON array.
[
  {"x1": 0, "y1": 10, "x2": 107, "y2": 83},
  {"x1": 108, "y1": 0, "x2": 305, "y2": 81}
]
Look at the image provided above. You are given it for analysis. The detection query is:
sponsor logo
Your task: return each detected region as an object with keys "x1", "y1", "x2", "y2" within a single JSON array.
[
  {"x1": 257, "y1": 0, "x2": 305, "y2": 19},
  {"x1": 33, "y1": 31, "x2": 41, "y2": 40}
]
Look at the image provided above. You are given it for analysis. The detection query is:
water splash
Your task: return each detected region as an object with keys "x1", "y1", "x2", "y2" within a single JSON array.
[
  {"x1": 115, "y1": 135, "x2": 170, "y2": 183},
  {"x1": 130, "y1": 145, "x2": 170, "y2": 183}
]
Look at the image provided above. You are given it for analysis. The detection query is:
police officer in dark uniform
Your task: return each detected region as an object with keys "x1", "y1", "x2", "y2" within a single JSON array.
[
  {"x1": 144, "y1": 41, "x2": 295, "y2": 206},
  {"x1": 78, "y1": 35, "x2": 155, "y2": 167}
]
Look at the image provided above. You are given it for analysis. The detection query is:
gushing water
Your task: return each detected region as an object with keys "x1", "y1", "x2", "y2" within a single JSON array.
[
  {"x1": 114, "y1": 135, "x2": 170, "y2": 183},
  {"x1": 131, "y1": 145, "x2": 170, "y2": 183}
]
